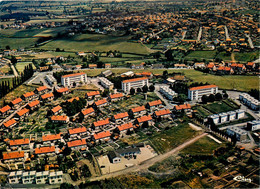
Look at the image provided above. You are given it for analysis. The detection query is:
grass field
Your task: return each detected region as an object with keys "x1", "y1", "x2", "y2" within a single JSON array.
[
  {"x1": 234, "y1": 52, "x2": 259, "y2": 62},
  {"x1": 0, "y1": 37, "x2": 38, "y2": 49},
  {"x1": 33, "y1": 27, "x2": 67, "y2": 37},
  {"x1": 184, "y1": 50, "x2": 216, "y2": 61},
  {"x1": 15, "y1": 62, "x2": 36, "y2": 73},
  {"x1": 0, "y1": 64, "x2": 11, "y2": 74},
  {"x1": 180, "y1": 136, "x2": 224, "y2": 155},
  {"x1": 39, "y1": 34, "x2": 155, "y2": 55},
  {"x1": 202, "y1": 101, "x2": 235, "y2": 114}
]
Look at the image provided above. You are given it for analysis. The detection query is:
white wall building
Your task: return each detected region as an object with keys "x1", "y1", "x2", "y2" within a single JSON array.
[
  {"x1": 208, "y1": 109, "x2": 245, "y2": 125},
  {"x1": 122, "y1": 77, "x2": 149, "y2": 92},
  {"x1": 35, "y1": 171, "x2": 49, "y2": 184},
  {"x1": 49, "y1": 171, "x2": 63, "y2": 185},
  {"x1": 247, "y1": 120, "x2": 260, "y2": 131},
  {"x1": 239, "y1": 93, "x2": 260, "y2": 110},
  {"x1": 45, "y1": 74, "x2": 57, "y2": 86},
  {"x1": 99, "y1": 77, "x2": 114, "y2": 90},
  {"x1": 61, "y1": 72, "x2": 87, "y2": 87},
  {"x1": 8, "y1": 171, "x2": 23, "y2": 184},
  {"x1": 22, "y1": 171, "x2": 36, "y2": 184},
  {"x1": 188, "y1": 85, "x2": 218, "y2": 100},
  {"x1": 159, "y1": 85, "x2": 178, "y2": 101}
]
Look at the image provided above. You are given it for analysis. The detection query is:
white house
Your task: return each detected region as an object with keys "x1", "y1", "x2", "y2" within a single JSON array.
[
  {"x1": 188, "y1": 85, "x2": 218, "y2": 100},
  {"x1": 61, "y1": 72, "x2": 87, "y2": 87}
]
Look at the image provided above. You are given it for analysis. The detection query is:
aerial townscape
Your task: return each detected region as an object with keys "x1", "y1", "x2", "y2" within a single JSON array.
[{"x1": 0, "y1": 0, "x2": 259, "y2": 188}]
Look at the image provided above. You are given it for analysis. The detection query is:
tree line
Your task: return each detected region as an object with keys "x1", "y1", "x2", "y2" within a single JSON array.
[{"x1": 0, "y1": 64, "x2": 34, "y2": 98}]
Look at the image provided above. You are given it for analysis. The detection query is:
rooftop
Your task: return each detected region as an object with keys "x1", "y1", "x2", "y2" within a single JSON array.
[
  {"x1": 35, "y1": 146, "x2": 55, "y2": 154},
  {"x1": 67, "y1": 139, "x2": 86, "y2": 147},
  {"x1": 61, "y1": 72, "x2": 86, "y2": 78},
  {"x1": 3, "y1": 151, "x2": 24, "y2": 160},
  {"x1": 10, "y1": 138, "x2": 30, "y2": 146},
  {"x1": 42, "y1": 134, "x2": 61, "y2": 142},
  {"x1": 118, "y1": 122, "x2": 134, "y2": 131},
  {"x1": 189, "y1": 85, "x2": 218, "y2": 91},
  {"x1": 94, "y1": 131, "x2": 111, "y2": 140},
  {"x1": 94, "y1": 118, "x2": 110, "y2": 127},
  {"x1": 122, "y1": 77, "x2": 148, "y2": 83},
  {"x1": 69, "y1": 127, "x2": 87, "y2": 135}
]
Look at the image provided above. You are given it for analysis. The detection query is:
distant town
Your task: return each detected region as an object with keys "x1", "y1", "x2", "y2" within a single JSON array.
[{"x1": 0, "y1": 0, "x2": 259, "y2": 188}]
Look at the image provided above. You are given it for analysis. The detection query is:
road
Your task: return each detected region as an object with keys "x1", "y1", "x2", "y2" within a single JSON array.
[
  {"x1": 197, "y1": 27, "x2": 202, "y2": 42},
  {"x1": 224, "y1": 25, "x2": 230, "y2": 40},
  {"x1": 10, "y1": 63, "x2": 19, "y2": 77},
  {"x1": 90, "y1": 132, "x2": 208, "y2": 181},
  {"x1": 245, "y1": 34, "x2": 254, "y2": 49},
  {"x1": 182, "y1": 30, "x2": 187, "y2": 40}
]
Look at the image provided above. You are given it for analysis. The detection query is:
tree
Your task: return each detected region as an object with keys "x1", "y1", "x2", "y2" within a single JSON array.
[
  {"x1": 5, "y1": 45, "x2": 10, "y2": 50},
  {"x1": 165, "y1": 50, "x2": 173, "y2": 61},
  {"x1": 201, "y1": 95, "x2": 208, "y2": 104},
  {"x1": 130, "y1": 88, "x2": 135, "y2": 95},
  {"x1": 223, "y1": 93, "x2": 228, "y2": 99},
  {"x1": 208, "y1": 94, "x2": 215, "y2": 102},
  {"x1": 149, "y1": 85, "x2": 155, "y2": 92},
  {"x1": 163, "y1": 70, "x2": 168, "y2": 79},
  {"x1": 215, "y1": 93, "x2": 223, "y2": 101},
  {"x1": 102, "y1": 89, "x2": 109, "y2": 97},
  {"x1": 174, "y1": 94, "x2": 187, "y2": 103},
  {"x1": 60, "y1": 183, "x2": 73, "y2": 189},
  {"x1": 137, "y1": 88, "x2": 142, "y2": 93},
  {"x1": 142, "y1": 85, "x2": 148, "y2": 93}
]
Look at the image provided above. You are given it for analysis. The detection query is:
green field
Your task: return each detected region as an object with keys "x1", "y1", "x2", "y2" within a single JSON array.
[
  {"x1": 184, "y1": 50, "x2": 217, "y2": 61},
  {"x1": 215, "y1": 52, "x2": 232, "y2": 61},
  {"x1": 202, "y1": 101, "x2": 235, "y2": 114},
  {"x1": 180, "y1": 136, "x2": 223, "y2": 155},
  {"x1": 234, "y1": 52, "x2": 259, "y2": 62},
  {"x1": 0, "y1": 64, "x2": 11, "y2": 74},
  {"x1": 15, "y1": 62, "x2": 36, "y2": 73},
  {"x1": 40, "y1": 34, "x2": 155, "y2": 55},
  {"x1": 0, "y1": 37, "x2": 38, "y2": 49}
]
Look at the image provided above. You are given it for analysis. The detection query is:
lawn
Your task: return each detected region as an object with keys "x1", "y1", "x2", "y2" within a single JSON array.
[
  {"x1": 180, "y1": 136, "x2": 224, "y2": 155},
  {"x1": 184, "y1": 50, "x2": 217, "y2": 61},
  {"x1": 33, "y1": 27, "x2": 67, "y2": 37},
  {"x1": 215, "y1": 52, "x2": 232, "y2": 61},
  {"x1": 234, "y1": 52, "x2": 259, "y2": 62},
  {"x1": 150, "y1": 122, "x2": 201, "y2": 154},
  {"x1": 15, "y1": 62, "x2": 36, "y2": 73},
  {"x1": 0, "y1": 37, "x2": 38, "y2": 49},
  {"x1": 39, "y1": 34, "x2": 155, "y2": 55},
  {"x1": 202, "y1": 101, "x2": 236, "y2": 114}
]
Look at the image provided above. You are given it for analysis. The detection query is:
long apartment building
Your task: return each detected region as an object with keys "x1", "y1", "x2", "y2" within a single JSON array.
[
  {"x1": 188, "y1": 85, "x2": 218, "y2": 100},
  {"x1": 122, "y1": 77, "x2": 149, "y2": 93},
  {"x1": 99, "y1": 77, "x2": 114, "y2": 90},
  {"x1": 61, "y1": 72, "x2": 87, "y2": 87},
  {"x1": 159, "y1": 85, "x2": 178, "y2": 101},
  {"x1": 239, "y1": 93, "x2": 259, "y2": 110}
]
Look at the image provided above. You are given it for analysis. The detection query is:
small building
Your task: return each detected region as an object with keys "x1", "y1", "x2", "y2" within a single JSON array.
[
  {"x1": 69, "y1": 127, "x2": 87, "y2": 137},
  {"x1": 48, "y1": 171, "x2": 63, "y2": 185},
  {"x1": 22, "y1": 91, "x2": 36, "y2": 101},
  {"x1": 235, "y1": 109, "x2": 245, "y2": 119},
  {"x1": 247, "y1": 120, "x2": 260, "y2": 131},
  {"x1": 42, "y1": 134, "x2": 61, "y2": 144},
  {"x1": 35, "y1": 86, "x2": 49, "y2": 95},
  {"x1": 51, "y1": 105, "x2": 62, "y2": 115},
  {"x1": 3, "y1": 118, "x2": 17, "y2": 129},
  {"x1": 159, "y1": 85, "x2": 178, "y2": 101},
  {"x1": 27, "y1": 100, "x2": 40, "y2": 111},
  {"x1": 11, "y1": 98, "x2": 23, "y2": 109},
  {"x1": 108, "y1": 93, "x2": 124, "y2": 102},
  {"x1": 67, "y1": 97, "x2": 79, "y2": 103},
  {"x1": 174, "y1": 104, "x2": 191, "y2": 112},
  {"x1": 117, "y1": 122, "x2": 134, "y2": 133},
  {"x1": 129, "y1": 105, "x2": 146, "y2": 118},
  {"x1": 116, "y1": 147, "x2": 141, "y2": 157},
  {"x1": 67, "y1": 139, "x2": 87, "y2": 150},
  {"x1": 9, "y1": 138, "x2": 30, "y2": 149},
  {"x1": 100, "y1": 70, "x2": 112, "y2": 77},
  {"x1": 0, "y1": 105, "x2": 11, "y2": 116},
  {"x1": 35, "y1": 146, "x2": 56, "y2": 156},
  {"x1": 107, "y1": 151, "x2": 121, "y2": 164},
  {"x1": 146, "y1": 100, "x2": 162, "y2": 110},
  {"x1": 35, "y1": 171, "x2": 49, "y2": 184},
  {"x1": 99, "y1": 77, "x2": 114, "y2": 90},
  {"x1": 93, "y1": 131, "x2": 111, "y2": 141},
  {"x1": 8, "y1": 171, "x2": 23, "y2": 184},
  {"x1": 86, "y1": 91, "x2": 101, "y2": 100},
  {"x1": 93, "y1": 98, "x2": 108, "y2": 109},
  {"x1": 41, "y1": 93, "x2": 54, "y2": 101},
  {"x1": 136, "y1": 115, "x2": 153, "y2": 126},
  {"x1": 113, "y1": 112, "x2": 129, "y2": 124},
  {"x1": 16, "y1": 108, "x2": 30, "y2": 120},
  {"x1": 227, "y1": 111, "x2": 236, "y2": 121},
  {"x1": 89, "y1": 64, "x2": 97, "y2": 69},
  {"x1": 154, "y1": 109, "x2": 171, "y2": 119},
  {"x1": 226, "y1": 127, "x2": 247, "y2": 142},
  {"x1": 45, "y1": 75, "x2": 57, "y2": 86},
  {"x1": 21, "y1": 171, "x2": 36, "y2": 184},
  {"x1": 219, "y1": 112, "x2": 228, "y2": 123},
  {"x1": 105, "y1": 64, "x2": 111, "y2": 69},
  {"x1": 3, "y1": 151, "x2": 25, "y2": 163},
  {"x1": 81, "y1": 107, "x2": 95, "y2": 119},
  {"x1": 56, "y1": 87, "x2": 69, "y2": 95},
  {"x1": 51, "y1": 115, "x2": 69, "y2": 123},
  {"x1": 93, "y1": 118, "x2": 110, "y2": 129},
  {"x1": 209, "y1": 114, "x2": 219, "y2": 125}
]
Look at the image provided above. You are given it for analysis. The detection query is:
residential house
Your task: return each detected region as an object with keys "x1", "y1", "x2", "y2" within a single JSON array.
[
  {"x1": 69, "y1": 127, "x2": 87, "y2": 138},
  {"x1": 154, "y1": 109, "x2": 171, "y2": 119},
  {"x1": 159, "y1": 86, "x2": 178, "y2": 101},
  {"x1": 93, "y1": 98, "x2": 108, "y2": 109},
  {"x1": 246, "y1": 62, "x2": 255, "y2": 70},
  {"x1": 174, "y1": 104, "x2": 191, "y2": 112},
  {"x1": 22, "y1": 91, "x2": 36, "y2": 101},
  {"x1": 67, "y1": 97, "x2": 79, "y2": 103},
  {"x1": 56, "y1": 87, "x2": 69, "y2": 95},
  {"x1": 136, "y1": 115, "x2": 153, "y2": 126},
  {"x1": 42, "y1": 134, "x2": 61, "y2": 144},
  {"x1": 86, "y1": 91, "x2": 100, "y2": 100},
  {"x1": 100, "y1": 70, "x2": 112, "y2": 77},
  {"x1": 3, "y1": 119, "x2": 17, "y2": 129},
  {"x1": 27, "y1": 100, "x2": 40, "y2": 111},
  {"x1": 146, "y1": 100, "x2": 162, "y2": 110},
  {"x1": 89, "y1": 64, "x2": 97, "y2": 69},
  {"x1": 93, "y1": 131, "x2": 111, "y2": 142},
  {"x1": 21, "y1": 171, "x2": 36, "y2": 184},
  {"x1": 108, "y1": 93, "x2": 124, "y2": 102},
  {"x1": 93, "y1": 118, "x2": 110, "y2": 129},
  {"x1": 35, "y1": 86, "x2": 49, "y2": 95},
  {"x1": 7, "y1": 171, "x2": 23, "y2": 184},
  {"x1": 35, "y1": 146, "x2": 56, "y2": 156},
  {"x1": 0, "y1": 105, "x2": 11, "y2": 116},
  {"x1": 51, "y1": 105, "x2": 62, "y2": 115},
  {"x1": 51, "y1": 115, "x2": 69, "y2": 123},
  {"x1": 105, "y1": 64, "x2": 111, "y2": 69},
  {"x1": 2, "y1": 151, "x2": 25, "y2": 163},
  {"x1": 226, "y1": 127, "x2": 247, "y2": 142},
  {"x1": 117, "y1": 122, "x2": 134, "y2": 133},
  {"x1": 16, "y1": 108, "x2": 29, "y2": 120},
  {"x1": 41, "y1": 93, "x2": 54, "y2": 102},
  {"x1": 129, "y1": 106, "x2": 146, "y2": 118},
  {"x1": 247, "y1": 120, "x2": 260, "y2": 131},
  {"x1": 48, "y1": 171, "x2": 63, "y2": 185},
  {"x1": 112, "y1": 112, "x2": 129, "y2": 124},
  {"x1": 11, "y1": 98, "x2": 23, "y2": 109},
  {"x1": 35, "y1": 171, "x2": 49, "y2": 184},
  {"x1": 194, "y1": 62, "x2": 206, "y2": 69},
  {"x1": 9, "y1": 138, "x2": 30, "y2": 149},
  {"x1": 81, "y1": 107, "x2": 95, "y2": 119},
  {"x1": 67, "y1": 139, "x2": 87, "y2": 150}
]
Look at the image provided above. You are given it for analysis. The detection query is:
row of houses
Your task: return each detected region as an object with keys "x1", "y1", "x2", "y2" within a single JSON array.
[
  {"x1": 239, "y1": 93, "x2": 259, "y2": 110},
  {"x1": 208, "y1": 109, "x2": 245, "y2": 125}
]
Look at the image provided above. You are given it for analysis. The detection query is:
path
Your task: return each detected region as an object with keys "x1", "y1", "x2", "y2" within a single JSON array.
[
  {"x1": 197, "y1": 27, "x2": 202, "y2": 42},
  {"x1": 231, "y1": 53, "x2": 235, "y2": 62},
  {"x1": 245, "y1": 34, "x2": 254, "y2": 49},
  {"x1": 10, "y1": 63, "x2": 19, "y2": 77},
  {"x1": 207, "y1": 134, "x2": 222, "y2": 144},
  {"x1": 90, "y1": 132, "x2": 208, "y2": 181},
  {"x1": 224, "y1": 25, "x2": 230, "y2": 40},
  {"x1": 188, "y1": 123, "x2": 202, "y2": 131}
]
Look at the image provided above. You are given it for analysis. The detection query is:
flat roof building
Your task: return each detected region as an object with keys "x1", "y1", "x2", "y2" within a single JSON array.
[
  {"x1": 188, "y1": 85, "x2": 218, "y2": 101},
  {"x1": 122, "y1": 77, "x2": 149, "y2": 93},
  {"x1": 61, "y1": 72, "x2": 87, "y2": 87}
]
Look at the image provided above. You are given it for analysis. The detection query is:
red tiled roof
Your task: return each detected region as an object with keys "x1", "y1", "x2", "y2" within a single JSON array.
[
  {"x1": 114, "y1": 112, "x2": 129, "y2": 120},
  {"x1": 36, "y1": 86, "x2": 48, "y2": 92},
  {"x1": 189, "y1": 85, "x2": 218, "y2": 91},
  {"x1": 3, "y1": 151, "x2": 24, "y2": 160},
  {"x1": 61, "y1": 72, "x2": 85, "y2": 78},
  {"x1": 175, "y1": 104, "x2": 191, "y2": 110},
  {"x1": 94, "y1": 131, "x2": 111, "y2": 140},
  {"x1": 86, "y1": 91, "x2": 100, "y2": 97},
  {"x1": 10, "y1": 138, "x2": 29, "y2": 146},
  {"x1": 118, "y1": 122, "x2": 134, "y2": 131},
  {"x1": 109, "y1": 93, "x2": 123, "y2": 99},
  {"x1": 17, "y1": 108, "x2": 29, "y2": 117},
  {"x1": 137, "y1": 115, "x2": 152, "y2": 123},
  {"x1": 155, "y1": 109, "x2": 171, "y2": 116},
  {"x1": 247, "y1": 62, "x2": 254, "y2": 66},
  {"x1": 140, "y1": 72, "x2": 152, "y2": 76},
  {"x1": 81, "y1": 107, "x2": 94, "y2": 116},
  {"x1": 95, "y1": 98, "x2": 107, "y2": 106},
  {"x1": 122, "y1": 77, "x2": 148, "y2": 83},
  {"x1": 0, "y1": 105, "x2": 11, "y2": 113},
  {"x1": 51, "y1": 115, "x2": 68, "y2": 121},
  {"x1": 148, "y1": 100, "x2": 162, "y2": 107},
  {"x1": 67, "y1": 139, "x2": 86, "y2": 148},
  {"x1": 23, "y1": 91, "x2": 35, "y2": 98},
  {"x1": 69, "y1": 127, "x2": 87, "y2": 135},
  {"x1": 51, "y1": 105, "x2": 62, "y2": 113},
  {"x1": 89, "y1": 64, "x2": 97, "y2": 68},
  {"x1": 11, "y1": 98, "x2": 22, "y2": 105},
  {"x1": 3, "y1": 119, "x2": 17, "y2": 128},
  {"x1": 28, "y1": 100, "x2": 40, "y2": 108},
  {"x1": 41, "y1": 93, "x2": 54, "y2": 99},
  {"x1": 42, "y1": 134, "x2": 61, "y2": 142},
  {"x1": 94, "y1": 118, "x2": 110, "y2": 127},
  {"x1": 237, "y1": 64, "x2": 244, "y2": 68},
  {"x1": 35, "y1": 146, "x2": 55, "y2": 154},
  {"x1": 131, "y1": 106, "x2": 146, "y2": 113},
  {"x1": 57, "y1": 87, "x2": 69, "y2": 93},
  {"x1": 67, "y1": 97, "x2": 79, "y2": 103}
]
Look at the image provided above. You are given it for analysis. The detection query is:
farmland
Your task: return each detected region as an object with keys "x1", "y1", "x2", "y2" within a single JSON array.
[
  {"x1": 184, "y1": 50, "x2": 217, "y2": 61},
  {"x1": 15, "y1": 62, "x2": 36, "y2": 73}
]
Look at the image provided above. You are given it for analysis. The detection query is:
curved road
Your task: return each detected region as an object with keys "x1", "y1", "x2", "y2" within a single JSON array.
[{"x1": 90, "y1": 132, "x2": 208, "y2": 181}]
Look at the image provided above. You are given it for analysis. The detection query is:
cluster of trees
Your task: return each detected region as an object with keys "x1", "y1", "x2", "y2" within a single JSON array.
[
  {"x1": 106, "y1": 50, "x2": 122, "y2": 57},
  {"x1": 0, "y1": 64, "x2": 34, "y2": 98},
  {"x1": 248, "y1": 89, "x2": 259, "y2": 100},
  {"x1": 201, "y1": 92, "x2": 228, "y2": 104},
  {"x1": 63, "y1": 97, "x2": 86, "y2": 116},
  {"x1": 129, "y1": 85, "x2": 155, "y2": 95}
]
